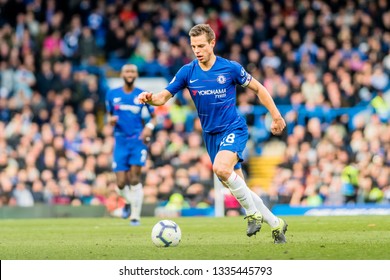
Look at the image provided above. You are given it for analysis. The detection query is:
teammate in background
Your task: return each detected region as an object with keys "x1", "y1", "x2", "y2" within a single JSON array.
[
  {"x1": 138, "y1": 24, "x2": 288, "y2": 243},
  {"x1": 106, "y1": 64, "x2": 156, "y2": 226}
]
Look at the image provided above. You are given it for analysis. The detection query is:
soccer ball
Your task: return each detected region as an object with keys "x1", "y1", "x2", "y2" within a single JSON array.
[{"x1": 151, "y1": 220, "x2": 181, "y2": 247}]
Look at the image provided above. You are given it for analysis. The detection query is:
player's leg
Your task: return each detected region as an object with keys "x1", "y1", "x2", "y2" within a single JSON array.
[
  {"x1": 214, "y1": 150, "x2": 257, "y2": 214},
  {"x1": 235, "y1": 169, "x2": 287, "y2": 243},
  {"x1": 113, "y1": 137, "x2": 132, "y2": 218},
  {"x1": 115, "y1": 171, "x2": 132, "y2": 218},
  {"x1": 204, "y1": 127, "x2": 262, "y2": 236},
  {"x1": 203, "y1": 127, "x2": 263, "y2": 236},
  {"x1": 213, "y1": 150, "x2": 262, "y2": 236},
  {"x1": 234, "y1": 169, "x2": 278, "y2": 227},
  {"x1": 127, "y1": 141, "x2": 147, "y2": 225},
  {"x1": 128, "y1": 165, "x2": 143, "y2": 225}
]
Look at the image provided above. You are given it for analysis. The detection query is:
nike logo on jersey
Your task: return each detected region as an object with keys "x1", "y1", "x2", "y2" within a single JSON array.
[
  {"x1": 189, "y1": 79, "x2": 199, "y2": 83},
  {"x1": 113, "y1": 97, "x2": 121, "y2": 103}
]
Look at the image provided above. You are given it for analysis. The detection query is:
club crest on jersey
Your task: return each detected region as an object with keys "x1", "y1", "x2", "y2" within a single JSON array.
[{"x1": 217, "y1": 75, "x2": 226, "y2": 84}]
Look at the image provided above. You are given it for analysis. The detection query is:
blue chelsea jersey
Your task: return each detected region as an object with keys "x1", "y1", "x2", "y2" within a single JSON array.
[
  {"x1": 166, "y1": 56, "x2": 252, "y2": 133},
  {"x1": 105, "y1": 87, "x2": 154, "y2": 137}
]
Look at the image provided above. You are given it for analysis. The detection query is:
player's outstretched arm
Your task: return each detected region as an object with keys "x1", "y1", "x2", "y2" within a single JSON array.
[
  {"x1": 138, "y1": 90, "x2": 172, "y2": 106},
  {"x1": 247, "y1": 78, "x2": 286, "y2": 135}
]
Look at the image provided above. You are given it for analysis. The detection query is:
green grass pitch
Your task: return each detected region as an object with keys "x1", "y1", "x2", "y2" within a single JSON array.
[{"x1": 0, "y1": 216, "x2": 389, "y2": 260}]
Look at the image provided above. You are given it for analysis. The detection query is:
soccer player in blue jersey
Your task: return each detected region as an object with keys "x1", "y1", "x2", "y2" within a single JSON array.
[
  {"x1": 106, "y1": 64, "x2": 156, "y2": 226},
  {"x1": 139, "y1": 24, "x2": 288, "y2": 243}
]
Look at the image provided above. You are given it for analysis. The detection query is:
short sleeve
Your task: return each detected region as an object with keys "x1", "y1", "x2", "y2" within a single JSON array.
[
  {"x1": 231, "y1": 61, "x2": 252, "y2": 87},
  {"x1": 165, "y1": 65, "x2": 188, "y2": 96}
]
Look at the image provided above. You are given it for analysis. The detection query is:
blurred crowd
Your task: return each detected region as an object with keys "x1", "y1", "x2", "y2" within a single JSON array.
[{"x1": 0, "y1": 0, "x2": 389, "y2": 212}]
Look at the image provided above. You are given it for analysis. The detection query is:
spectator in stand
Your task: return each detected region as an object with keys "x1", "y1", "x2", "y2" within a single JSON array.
[{"x1": 78, "y1": 26, "x2": 99, "y2": 66}]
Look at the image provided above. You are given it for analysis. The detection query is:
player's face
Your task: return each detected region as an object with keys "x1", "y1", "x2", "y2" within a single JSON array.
[
  {"x1": 190, "y1": 34, "x2": 215, "y2": 64},
  {"x1": 121, "y1": 65, "x2": 138, "y2": 86}
]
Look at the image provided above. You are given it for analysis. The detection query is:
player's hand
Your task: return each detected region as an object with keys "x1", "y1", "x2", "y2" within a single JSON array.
[
  {"x1": 270, "y1": 117, "x2": 286, "y2": 135},
  {"x1": 108, "y1": 115, "x2": 118, "y2": 126},
  {"x1": 140, "y1": 129, "x2": 152, "y2": 144},
  {"x1": 138, "y1": 92, "x2": 153, "y2": 104}
]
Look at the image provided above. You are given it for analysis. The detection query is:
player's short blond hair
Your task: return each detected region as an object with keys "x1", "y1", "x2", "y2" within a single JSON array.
[{"x1": 189, "y1": 24, "x2": 216, "y2": 43}]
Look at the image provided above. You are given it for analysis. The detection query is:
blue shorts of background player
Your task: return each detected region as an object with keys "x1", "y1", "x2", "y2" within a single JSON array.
[
  {"x1": 112, "y1": 136, "x2": 147, "y2": 172},
  {"x1": 203, "y1": 123, "x2": 248, "y2": 170}
]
